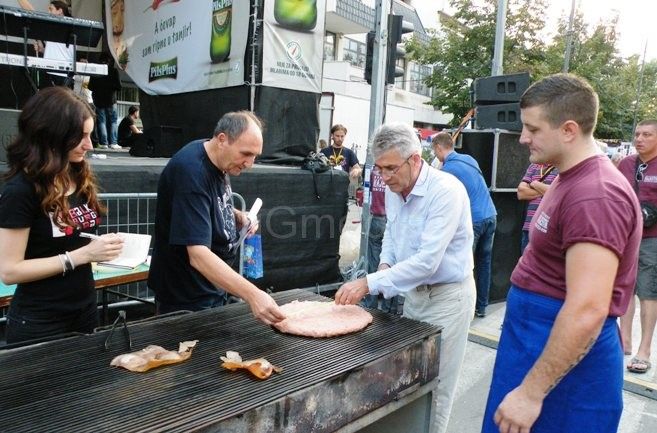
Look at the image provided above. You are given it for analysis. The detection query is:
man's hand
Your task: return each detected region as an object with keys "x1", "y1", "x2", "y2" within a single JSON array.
[
  {"x1": 244, "y1": 289, "x2": 286, "y2": 325},
  {"x1": 234, "y1": 209, "x2": 259, "y2": 236},
  {"x1": 493, "y1": 385, "x2": 543, "y2": 433},
  {"x1": 335, "y1": 277, "x2": 369, "y2": 305}
]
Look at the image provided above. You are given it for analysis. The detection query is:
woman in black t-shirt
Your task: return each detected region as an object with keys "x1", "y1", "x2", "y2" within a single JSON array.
[{"x1": 0, "y1": 87, "x2": 124, "y2": 345}]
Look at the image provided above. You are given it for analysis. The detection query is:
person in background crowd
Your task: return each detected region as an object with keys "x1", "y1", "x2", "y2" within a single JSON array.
[
  {"x1": 517, "y1": 162, "x2": 558, "y2": 254},
  {"x1": 320, "y1": 124, "x2": 362, "y2": 181},
  {"x1": 117, "y1": 105, "x2": 143, "y2": 148},
  {"x1": 481, "y1": 74, "x2": 641, "y2": 433},
  {"x1": 433, "y1": 131, "x2": 497, "y2": 318},
  {"x1": 0, "y1": 87, "x2": 124, "y2": 345},
  {"x1": 619, "y1": 119, "x2": 657, "y2": 373},
  {"x1": 89, "y1": 53, "x2": 122, "y2": 150},
  {"x1": 18, "y1": 0, "x2": 75, "y2": 89},
  {"x1": 335, "y1": 122, "x2": 475, "y2": 433},
  {"x1": 73, "y1": 60, "x2": 98, "y2": 147},
  {"x1": 318, "y1": 138, "x2": 328, "y2": 150},
  {"x1": 148, "y1": 111, "x2": 286, "y2": 325},
  {"x1": 610, "y1": 151, "x2": 624, "y2": 168},
  {"x1": 361, "y1": 168, "x2": 401, "y2": 314}
]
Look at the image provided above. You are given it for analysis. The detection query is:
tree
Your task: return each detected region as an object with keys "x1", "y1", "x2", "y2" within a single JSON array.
[{"x1": 406, "y1": 0, "x2": 549, "y2": 125}]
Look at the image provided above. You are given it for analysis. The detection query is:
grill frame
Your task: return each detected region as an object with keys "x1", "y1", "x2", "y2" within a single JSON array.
[{"x1": 0, "y1": 290, "x2": 441, "y2": 432}]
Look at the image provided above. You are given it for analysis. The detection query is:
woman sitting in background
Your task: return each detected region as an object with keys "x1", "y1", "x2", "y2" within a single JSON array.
[{"x1": 0, "y1": 87, "x2": 124, "y2": 345}]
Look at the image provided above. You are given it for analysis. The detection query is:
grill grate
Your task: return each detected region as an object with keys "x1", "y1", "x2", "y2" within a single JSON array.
[{"x1": 0, "y1": 290, "x2": 440, "y2": 432}]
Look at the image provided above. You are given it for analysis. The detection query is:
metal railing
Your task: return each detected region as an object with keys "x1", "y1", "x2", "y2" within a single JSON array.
[{"x1": 95, "y1": 192, "x2": 157, "y2": 306}]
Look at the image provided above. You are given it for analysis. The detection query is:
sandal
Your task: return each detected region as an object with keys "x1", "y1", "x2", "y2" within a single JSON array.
[{"x1": 627, "y1": 357, "x2": 651, "y2": 373}]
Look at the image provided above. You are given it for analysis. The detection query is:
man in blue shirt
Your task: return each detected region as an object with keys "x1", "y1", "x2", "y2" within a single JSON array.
[
  {"x1": 149, "y1": 111, "x2": 285, "y2": 325},
  {"x1": 335, "y1": 123, "x2": 476, "y2": 433},
  {"x1": 433, "y1": 132, "x2": 497, "y2": 317}
]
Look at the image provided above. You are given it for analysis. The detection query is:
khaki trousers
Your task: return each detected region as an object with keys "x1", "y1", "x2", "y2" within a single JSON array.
[{"x1": 403, "y1": 274, "x2": 476, "y2": 433}]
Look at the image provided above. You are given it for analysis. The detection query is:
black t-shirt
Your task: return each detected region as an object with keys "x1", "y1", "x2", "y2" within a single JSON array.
[
  {"x1": 117, "y1": 115, "x2": 134, "y2": 143},
  {"x1": 148, "y1": 140, "x2": 238, "y2": 308},
  {"x1": 320, "y1": 145, "x2": 359, "y2": 172},
  {"x1": 0, "y1": 173, "x2": 101, "y2": 315}
]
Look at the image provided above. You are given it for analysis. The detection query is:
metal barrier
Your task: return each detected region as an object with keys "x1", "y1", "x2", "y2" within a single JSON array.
[{"x1": 96, "y1": 192, "x2": 157, "y2": 307}]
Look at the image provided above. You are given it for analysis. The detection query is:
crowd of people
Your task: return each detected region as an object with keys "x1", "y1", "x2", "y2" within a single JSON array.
[{"x1": 0, "y1": 10, "x2": 653, "y2": 428}]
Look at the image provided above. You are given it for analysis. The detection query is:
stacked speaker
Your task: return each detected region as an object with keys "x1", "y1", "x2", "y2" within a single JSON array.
[{"x1": 473, "y1": 72, "x2": 530, "y2": 131}]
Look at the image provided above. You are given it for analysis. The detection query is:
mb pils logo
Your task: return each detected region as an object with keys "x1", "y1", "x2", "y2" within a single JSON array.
[{"x1": 149, "y1": 58, "x2": 178, "y2": 82}]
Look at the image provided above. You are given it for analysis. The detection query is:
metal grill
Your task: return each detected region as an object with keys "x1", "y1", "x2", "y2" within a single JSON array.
[{"x1": 0, "y1": 290, "x2": 441, "y2": 433}]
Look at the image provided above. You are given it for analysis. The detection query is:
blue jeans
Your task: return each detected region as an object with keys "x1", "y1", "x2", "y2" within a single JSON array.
[
  {"x1": 362, "y1": 215, "x2": 402, "y2": 313},
  {"x1": 5, "y1": 301, "x2": 98, "y2": 345},
  {"x1": 96, "y1": 104, "x2": 118, "y2": 145},
  {"x1": 473, "y1": 216, "x2": 496, "y2": 313},
  {"x1": 520, "y1": 230, "x2": 530, "y2": 255}
]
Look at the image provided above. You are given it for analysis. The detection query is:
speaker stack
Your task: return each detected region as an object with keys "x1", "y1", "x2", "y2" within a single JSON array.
[
  {"x1": 129, "y1": 125, "x2": 184, "y2": 158},
  {"x1": 473, "y1": 72, "x2": 530, "y2": 131}
]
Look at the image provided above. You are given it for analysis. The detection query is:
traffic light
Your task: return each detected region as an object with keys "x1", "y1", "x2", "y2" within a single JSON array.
[
  {"x1": 364, "y1": 31, "x2": 374, "y2": 84},
  {"x1": 386, "y1": 14, "x2": 414, "y2": 85}
]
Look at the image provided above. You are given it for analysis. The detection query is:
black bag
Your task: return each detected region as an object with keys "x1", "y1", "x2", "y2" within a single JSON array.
[
  {"x1": 301, "y1": 152, "x2": 330, "y2": 199},
  {"x1": 641, "y1": 202, "x2": 657, "y2": 228}
]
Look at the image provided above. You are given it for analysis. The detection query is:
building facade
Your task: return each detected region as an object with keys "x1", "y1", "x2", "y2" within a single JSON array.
[{"x1": 321, "y1": 0, "x2": 450, "y2": 160}]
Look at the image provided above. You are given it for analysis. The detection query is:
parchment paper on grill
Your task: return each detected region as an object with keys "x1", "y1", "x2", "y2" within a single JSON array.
[
  {"x1": 110, "y1": 340, "x2": 198, "y2": 372},
  {"x1": 220, "y1": 351, "x2": 282, "y2": 379},
  {"x1": 273, "y1": 300, "x2": 373, "y2": 337}
]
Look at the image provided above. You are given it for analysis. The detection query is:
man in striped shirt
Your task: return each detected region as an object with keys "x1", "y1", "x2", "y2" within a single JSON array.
[{"x1": 517, "y1": 163, "x2": 558, "y2": 253}]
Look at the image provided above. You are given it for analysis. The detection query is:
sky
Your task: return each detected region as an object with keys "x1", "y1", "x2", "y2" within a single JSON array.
[{"x1": 411, "y1": 0, "x2": 657, "y2": 61}]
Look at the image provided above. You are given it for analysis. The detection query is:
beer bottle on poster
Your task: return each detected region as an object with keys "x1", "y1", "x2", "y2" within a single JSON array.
[
  {"x1": 274, "y1": 0, "x2": 317, "y2": 31},
  {"x1": 210, "y1": 0, "x2": 231, "y2": 63}
]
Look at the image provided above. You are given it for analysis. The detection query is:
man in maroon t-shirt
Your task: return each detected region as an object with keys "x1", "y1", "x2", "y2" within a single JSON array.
[
  {"x1": 618, "y1": 119, "x2": 657, "y2": 373},
  {"x1": 481, "y1": 74, "x2": 642, "y2": 433}
]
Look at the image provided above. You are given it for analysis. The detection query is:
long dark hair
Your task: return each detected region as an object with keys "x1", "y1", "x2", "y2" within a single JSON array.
[{"x1": 4, "y1": 87, "x2": 104, "y2": 228}]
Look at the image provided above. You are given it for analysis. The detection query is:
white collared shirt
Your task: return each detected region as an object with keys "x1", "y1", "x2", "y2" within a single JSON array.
[{"x1": 366, "y1": 162, "x2": 474, "y2": 298}]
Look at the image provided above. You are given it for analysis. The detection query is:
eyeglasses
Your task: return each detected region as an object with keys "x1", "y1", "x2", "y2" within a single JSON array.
[
  {"x1": 373, "y1": 155, "x2": 413, "y2": 177},
  {"x1": 636, "y1": 162, "x2": 648, "y2": 182}
]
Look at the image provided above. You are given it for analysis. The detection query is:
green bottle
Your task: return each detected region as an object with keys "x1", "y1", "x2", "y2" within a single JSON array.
[
  {"x1": 210, "y1": 0, "x2": 231, "y2": 63},
  {"x1": 274, "y1": 0, "x2": 317, "y2": 31}
]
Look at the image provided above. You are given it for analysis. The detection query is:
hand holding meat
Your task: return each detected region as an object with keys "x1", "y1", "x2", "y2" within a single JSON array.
[
  {"x1": 335, "y1": 277, "x2": 369, "y2": 305},
  {"x1": 244, "y1": 289, "x2": 286, "y2": 325}
]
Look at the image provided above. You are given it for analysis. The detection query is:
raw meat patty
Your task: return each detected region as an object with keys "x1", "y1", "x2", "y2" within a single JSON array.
[{"x1": 273, "y1": 300, "x2": 373, "y2": 337}]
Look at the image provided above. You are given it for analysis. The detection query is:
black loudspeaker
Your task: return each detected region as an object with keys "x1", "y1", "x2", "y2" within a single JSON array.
[
  {"x1": 456, "y1": 130, "x2": 529, "y2": 189},
  {"x1": 129, "y1": 125, "x2": 184, "y2": 158},
  {"x1": 0, "y1": 108, "x2": 20, "y2": 163},
  {"x1": 474, "y1": 72, "x2": 530, "y2": 105},
  {"x1": 490, "y1": 192, "x2": 525, "y2": 302},
  {"x1": 457, "y1": 131, "x2": 494, "y2": 188},
  {"x1": 475, "y1": 103, "x2": 522, "y2": 131}
]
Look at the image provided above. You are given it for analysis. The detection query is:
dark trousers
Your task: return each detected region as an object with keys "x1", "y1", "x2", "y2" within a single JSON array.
[
  {"x1": 6, "y1": 302, "x2": 98, "y2": 345},
  {"x1": 473, "y1": 216, "x2": 496, "y2": 313}
]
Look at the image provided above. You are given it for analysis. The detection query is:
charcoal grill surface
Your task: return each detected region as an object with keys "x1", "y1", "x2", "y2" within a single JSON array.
[{"x1": 0, "y1": 290, "x2": 440, "y2": 432}]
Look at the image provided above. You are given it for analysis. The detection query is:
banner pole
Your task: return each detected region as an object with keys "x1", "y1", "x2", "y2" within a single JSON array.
[{"x1": 250, "y1": 0, "x2": 260, "y2": 112}]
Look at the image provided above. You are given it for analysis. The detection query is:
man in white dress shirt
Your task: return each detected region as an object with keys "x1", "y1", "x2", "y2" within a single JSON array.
[{"x1": 335, "y1": 122, "x2": 476, "y2": 433}]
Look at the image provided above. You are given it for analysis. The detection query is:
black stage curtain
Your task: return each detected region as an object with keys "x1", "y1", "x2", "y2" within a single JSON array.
[
  {"x1": 254, "y1": 86, "x2": 319, "y2": 164},
  {"x1": 138, "y1": 86, "x2": 251, "y2": 148}
]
